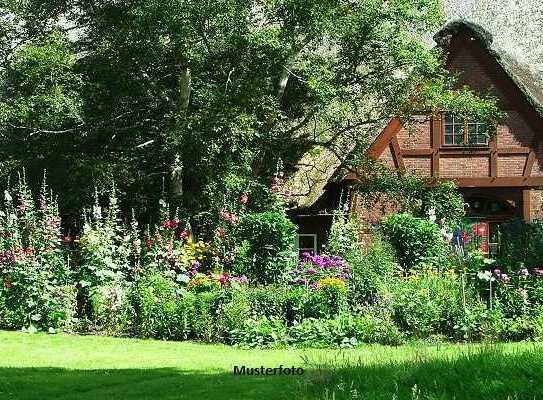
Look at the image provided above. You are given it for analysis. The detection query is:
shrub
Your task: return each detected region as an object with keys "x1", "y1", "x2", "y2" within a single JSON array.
[
  {"x1": 382, "y1": 213, "x2": 447, "y2": 271},
  {"x1": 381, "y1": 267, "x2": 468, "y2": 338},
  {"x1": 216, "y1": 287, "x2": 251, "y2": 343},
  {"x1": 132, "y1": 272, "x2": 189, "y2": 340},
  {"x1": 192, "y1": 290, "x2": 222, "y2": 342},
  {"x1": 230, "y1": 317, "x2": 289, "y2": 348},
  {"x1": 351, "y1": 236, "x2": 398, "y2": 305},
  {"x1": 499, "y1": 219, "x2": 543, "y2": 268},
  {"x1": 234, "y1": 211, "x2": 296, "y2": 284},
  {"x1": 89, "y1": 283, "x2": 135, "y2": 335},
  {"x1": 232, "y1": 313, "x2": 404, "y2": 349}
]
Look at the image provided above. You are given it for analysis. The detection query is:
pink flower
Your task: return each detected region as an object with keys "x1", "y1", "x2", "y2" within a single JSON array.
[
  {"x1": 177, "y1": 230, "x2": 190, "y2": 240},
  {"x1": 239, "y1": 193, "x2": 249, "y2": 205},
  {"x1": 216, "y1": 228, "x2": 227, "y2": 239},
  {"x1": 219, "y1": 210, "x2": 239, "y2": 224}
]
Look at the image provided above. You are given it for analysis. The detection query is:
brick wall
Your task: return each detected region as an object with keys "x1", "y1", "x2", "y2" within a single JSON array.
[
  {"x1": 497, "y1": 155, "x2": 526, "y2": 177},
  {"x1": 403, "y1": 157, "x2": 432, "y2": 177},
  {"x1": 396, "y1": 118, "x2": 432, "y2": 149},
  {"x1": 440, "y1": 156, "x2": 490, "y2": 177}
]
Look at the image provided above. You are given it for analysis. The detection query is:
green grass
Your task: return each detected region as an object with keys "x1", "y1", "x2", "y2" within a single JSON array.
[{"x1": 0, "y1": 331, "x2": 541, "y2": 399}]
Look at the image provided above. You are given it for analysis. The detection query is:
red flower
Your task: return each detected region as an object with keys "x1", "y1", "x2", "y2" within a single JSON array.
[
  {"x1": 216, "y1": 228, "x2": 227, "y2": 239},
  {"x1": 145, "y1": 239, "x2": 155, "y2": 248},
  {"x1": 162, "y1": 219, "x2": 180, "y2": 229},
  {"x1": 219, "y1": 210, "x2": 239, "y2": 224},
  {"x1": 219, "y1": 273, "x2": 230, "y2": 286}
]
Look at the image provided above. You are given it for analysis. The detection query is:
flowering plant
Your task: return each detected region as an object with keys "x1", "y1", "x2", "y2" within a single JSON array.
[{"x1": 290, "y1": 253, "x2": 351, "y2": 289}]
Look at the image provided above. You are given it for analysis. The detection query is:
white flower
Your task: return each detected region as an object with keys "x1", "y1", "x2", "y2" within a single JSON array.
[{"x1": 477, "y1": 270, "x2": 495, "y2": 282}]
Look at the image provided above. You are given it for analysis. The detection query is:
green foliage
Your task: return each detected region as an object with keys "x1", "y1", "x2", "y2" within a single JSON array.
[
  {"x1": 382, "y1": 213, "x2": 447, "y2": 270},
  {"x1": 131, "y1": 272, "x2": 190, "y2": 340},
  {"x1": 89, "y1": 283, "x2": 135, "y2": 335},
  {"x1": 498, "y1": 219, "x2": 543, "y2": 268},
  {"x1": 0, "y1": 0, "x2": 500, "y2": 227},
  {"x1": 234, "y1": 211, "x2": 296, "y2": 284},
  {"x1": 0, "y1": 174, "x2": 75, "y2": 331},
  {"x1": 355, "y1": 163, "x2": 466, "y2": 227},
  {"x1": 232, "y1": 312, "x2": 404, "y2": 349},
  {"x1": 381, "y1": 267, "x2": 489, "y2": 339},
  {"x1": 352, "y1": 236, "x2": 399, "y2": 305}
]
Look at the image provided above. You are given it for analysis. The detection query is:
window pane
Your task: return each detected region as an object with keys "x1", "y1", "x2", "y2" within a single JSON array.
[{"x1": 444, "y1": 135, "x2": 454, "y2": 145}]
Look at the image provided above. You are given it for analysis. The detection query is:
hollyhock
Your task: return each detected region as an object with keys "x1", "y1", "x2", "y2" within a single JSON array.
[
  {"x1": 239, "y1": 193, "x2": 249, "y2": 205},
  {"x1": 162, "y1": 219, "x2": 180, "y2": 229}
]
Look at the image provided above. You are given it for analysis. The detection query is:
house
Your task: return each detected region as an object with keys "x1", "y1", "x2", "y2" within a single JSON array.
[{"x1": 286, "y1": 20, "x2": 543, "y2": 255}]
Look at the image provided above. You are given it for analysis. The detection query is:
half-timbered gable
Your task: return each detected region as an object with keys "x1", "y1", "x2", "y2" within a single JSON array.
[{"x1": 288, "y1": 20, "x2": 543, "y2": 255}]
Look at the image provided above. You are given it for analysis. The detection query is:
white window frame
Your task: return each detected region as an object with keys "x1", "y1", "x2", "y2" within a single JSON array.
[{"x1": 295, "y1": 234, "x2": 318, "y2": 255}]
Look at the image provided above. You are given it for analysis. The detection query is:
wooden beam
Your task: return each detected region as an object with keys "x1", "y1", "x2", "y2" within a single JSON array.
[
  {"x1": 498, "y1": 147, "x2": 531, "y2": 155},
  {"x1": 489, "y1": 137, "x2": 498, "y2": 178},
  {"x1": 389, "y1": 137, "x2": 405, "y2": 171},
  {"x1": 523, "y1": 189, "x2": 532, "y2": 222},
  {"x1": 439, "y1": 148, "x2": 491, "y2": 155},
  {"x1": 430, "y1": 114, "x2": 441, "y2": 177},
  {"x1": 431, "y1": 114, "x2": 441, "y2": 149},
  {"x1": 449, "y1": 176, "x2": 543, "y2": 187},
  {"x1": 367, "y1": 118, "x2": 402, "y2": 158},
  {"x1": 403, "y1": 149, "x2": 434, "y2": 156},
  {"x1": 524, "y1": 151, "x2": 536, "y2": 177}
]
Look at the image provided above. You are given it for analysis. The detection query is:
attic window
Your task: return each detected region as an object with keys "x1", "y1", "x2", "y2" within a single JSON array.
[{"x1": 443, "y1": 113, "x2": 489, "y2": 146}]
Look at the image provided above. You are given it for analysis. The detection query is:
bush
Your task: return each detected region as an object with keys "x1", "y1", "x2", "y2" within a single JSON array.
[
  {"x1": 231, "y1": 312, "x2": 404, "y2": 349},
  {"x1": 192, "y1": 290, "x2": 222, "y2": 342},
  {"x1": 351, "y1": 236, "x2": 398, "y2": 305},
  {"x1": 382, "y1": 267, "x2": 470, "y2": 338},
  {"x1": 132, "y1": 272, "x2": 191, "y2": 340},
  {"x1": 499, "y1": 219, "x2": 543, "y2": 268},
  {"x1": 216, "y1": 287, "x2": 251, "y2": 343},
  {"x1": 234, "y1": 211, "x2": 296, "y2": 284},
  {"x1": 230, "y1": 317, "x2": 289, "y2": 348},
  {"x1": 89, "y1": 282, "x2": 135, "y2": 335},
  {"x1": 382, "y1": 213, "x2": 447, "y2": 271}
]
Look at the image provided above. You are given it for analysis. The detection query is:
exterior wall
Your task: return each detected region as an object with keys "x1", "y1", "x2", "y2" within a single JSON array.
[
  {"x1": 440, "y1": 156, "x2": 490, "y2": 177},
  {"x1": 363, "y1": 28, "x2": 543, "y2": 224},
  {"x1": 396, "y1": 119, "x2": 432, "y2": 149}
]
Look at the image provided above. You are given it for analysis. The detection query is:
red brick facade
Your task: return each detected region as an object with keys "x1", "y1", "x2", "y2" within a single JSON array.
[{"x1": 356, "y1": 27, "x2": 543, "y2": 228}]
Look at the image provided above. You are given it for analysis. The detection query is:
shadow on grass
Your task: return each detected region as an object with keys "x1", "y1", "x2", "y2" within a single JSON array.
[
  {"x1": 1, "y1": 346, "x2": 543, "y2": 400},
  {"x1": 0, "y1": 367, "x2": 303, "y2": 400},
  {"x1": 303, "y1": 345, "x2": 543, "y2": 400}
]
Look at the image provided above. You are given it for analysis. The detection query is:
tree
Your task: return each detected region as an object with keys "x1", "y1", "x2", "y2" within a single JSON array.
[{"x1": 0, "y1": 0, "x2": 501, "y2": 227}]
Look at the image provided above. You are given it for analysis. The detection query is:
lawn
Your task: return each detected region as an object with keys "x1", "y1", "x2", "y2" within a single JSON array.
[{"x1": 0, "y1": 331, "x2": 542, "y2": 400}]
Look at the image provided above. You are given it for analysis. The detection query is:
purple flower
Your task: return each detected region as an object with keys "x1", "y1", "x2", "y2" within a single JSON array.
[
  {"x1": 307, "y1": 267, "x2": 317, "y2": 275},
  {"x1": 493, "y1": 268, "x2": 502, "y2": 276}
]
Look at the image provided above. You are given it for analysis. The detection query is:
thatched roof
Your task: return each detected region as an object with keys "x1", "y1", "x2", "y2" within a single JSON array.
[
  {"x1": 286, "y1": 18, "x2": 543, "y2": 210},
  {"x1": 435, "y1": 20, "x2": 543, "y2": 117}
]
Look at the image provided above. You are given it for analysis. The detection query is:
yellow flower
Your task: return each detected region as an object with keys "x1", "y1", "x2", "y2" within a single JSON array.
[{"x1": 317, "y1": 277, "x2": 347, "y2": 291}]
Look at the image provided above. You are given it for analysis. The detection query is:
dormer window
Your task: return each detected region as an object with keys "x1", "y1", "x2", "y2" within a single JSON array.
[{"x1": 443, "y1": 113, "x2": 489, "y2": 146}]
